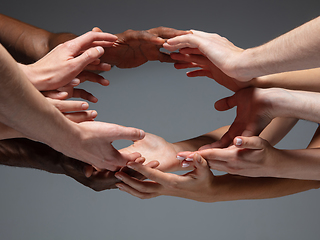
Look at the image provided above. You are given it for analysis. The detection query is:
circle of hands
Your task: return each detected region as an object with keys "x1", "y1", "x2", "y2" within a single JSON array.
[{"x1": 23, "y1": 27, "x2": 283, "y2": 201}]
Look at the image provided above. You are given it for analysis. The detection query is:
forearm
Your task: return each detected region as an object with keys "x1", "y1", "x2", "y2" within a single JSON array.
[
  {"x1": 0, "y1": 44, "x2": 78, "y2": 152},
  {"x1": 237, "y1": 17, "x2": 320, "y2": 80},
  {"x1": 173, "y1": 126, "x2": 229, "y2": 152},
  {"x1": 0, "y1": 14, "x2": 76, "y2": 63},
  {"x1": 0, "y1": 138, "x2": 65, "y2": 174},
  {"x1": 252, "y1": 68, "x2": 320, "y2": 92},
  {"x1": 212, "y1": 174, "x2": 320, "y2": 202}
]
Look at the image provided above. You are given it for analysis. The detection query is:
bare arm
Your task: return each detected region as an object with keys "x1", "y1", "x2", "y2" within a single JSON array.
[{"x1": 0, "y1": 14, "x2": 76, "y2": 63}]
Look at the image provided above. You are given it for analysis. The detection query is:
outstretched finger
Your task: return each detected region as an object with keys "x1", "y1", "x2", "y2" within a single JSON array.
[
  {"x1": 64, "y1": 110, "x2": 98, "y2": 123},
  {"x1": 76, "y1": 71, "x2": 110, "y2": 86},
  {"x1": 234, "y1": 136, "x2": 266, "y2": 150},
  {"x1": 110, "y1": 125, "x2": 145, "y2": 141},
  {"x1": 214, "y1": 94, "x2": 237, "y2": 111},
  {"x1": 72, "y1": 88, "x2": 98, "y2": 103}
]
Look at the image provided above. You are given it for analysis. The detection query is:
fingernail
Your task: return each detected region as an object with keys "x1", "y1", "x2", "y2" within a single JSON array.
[
  {"x1": 58, "y1": 91, "x2": 68, "y2": 97},
  {"x1": 115, "y1": 173, "x2": 123, "y2": 180},
  {"x1": 126, "y1": 163, "x2": 135, "y2": 170},
  {"x1": 70, "y1": 79, "x2": 80, "y2": 86},
  {"x1": 176, "y1": 155, "x2": 185, "y2": 161},
  {"x1": 182, "y1": 162, "x2": 190, "y2": 168},
  {"x1": 139, "y1": 130, "x2": 145, "y2": 139},
  {"x1": 81, "y1": 103, "x2": 89, "y2": 110},
  {"x1": 116, "y1": 183, "x2": 124, "y2": 190},
  {"x1": 185, "y1": 158, "x2": 193, "y2": 162},
  {"x1": 96, "y1": 46, "x2": 104, "y2": 54},
  {"x1": 235, "y1": 138, "x2": 242, "y2": 146},
  {"x1": 195, "y1": 154, "x2": 201, "y2": 163},
  {"x1": 91, "y1": 110, "x2": 98, "y2": 118}
]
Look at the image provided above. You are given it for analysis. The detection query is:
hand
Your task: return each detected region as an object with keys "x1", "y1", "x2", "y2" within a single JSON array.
[
  {"x1": 201, "y1": 87, "x2": 286, "y2": 149},
  {"x1": 19, "y1": 31, "x2": 117, "y2": 91},
  {"x1": 164, "y1": 30, "x2": 246, "y2": 81},
  {"x1": 95, "y1": 27, "x2": 190, "y2": 68},
  {"x1": 180, "y1": 136, "x2": 277, "y2": 177},
  {"x1": 59, "y1": 121, "x2": 145, "y2": 171},
  {"x1": 114, "y1": 153, "x2": 217, "y2": 202},
  {"x1": 119, "y1": 132, "x2": 186, "y2": 172},
  {"x1": 170, "y1": 48, "x2": 251, "y2": 92},
  {"x1": 45, "y1": 98, "x2": 97, "y2": 123}
]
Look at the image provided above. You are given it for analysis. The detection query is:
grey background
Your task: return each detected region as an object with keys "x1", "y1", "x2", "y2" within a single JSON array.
[{"x1": 1, "y1": 0, "x2": 320, "y2": 239}]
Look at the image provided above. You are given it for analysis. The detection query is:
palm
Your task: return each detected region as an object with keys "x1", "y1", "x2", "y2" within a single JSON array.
[{"x1": 120, "y1": 133, "x2": 180, "y2": 172}]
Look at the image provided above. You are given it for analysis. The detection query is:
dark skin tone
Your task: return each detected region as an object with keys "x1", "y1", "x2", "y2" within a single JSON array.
[
  {"x1": 0, "y1": 138, "x2": 157, "y2": 191},
  {"x1": 0, "y1": 14, "x2": 189, "y2": 67}
]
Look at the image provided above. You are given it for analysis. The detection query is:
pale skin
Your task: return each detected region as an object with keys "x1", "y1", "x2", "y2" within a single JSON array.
[
  {"x1": 197, "y1": 87, "x2": 320, "y2": 149},
  {"x1": 0, "y1": 42, "x2": 146, "y2": 171},
  {"x1": 164, "y1": 17, "x2": 320, "y2": 81},
  {"x1": 114, "y1": 121, "x2": 320, "y2": 202}
]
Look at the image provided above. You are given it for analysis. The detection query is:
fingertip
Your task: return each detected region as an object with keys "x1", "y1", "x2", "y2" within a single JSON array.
[
  {"x1": 91, "y1": 110, "x2": 98, "y2": 118},
  {"x1": 96, "y1": 46, "x2": 104, "y2": 55},
  {"x1": 234, "y1": 137, "x2": 243, "y2": 146},
  {"x1": 139, "y1": 130, "x2": 145, "y2": 139}
]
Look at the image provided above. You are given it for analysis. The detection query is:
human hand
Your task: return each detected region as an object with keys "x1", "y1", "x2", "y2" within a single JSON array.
[
  {"x1": 45, "y1": 97, "x2": 97, "y2": 123},
  {"x1": 95, "y1": 27, "x2": 189, "y2": 68},
  {"x1": 114, "y1": 153, "x2": 217, "y2": 202},
  {"x1": 58, "y1": 121, "x2": 145, "y2": 171},
  {"x1": 179, "y1": 136, "x2": 277, "y2": 177},
  {"x1": 170, "y1": 47, "x2": 251, "y2": 92},
  {"x1": 164, "y1": 30, "x2": 248, "y2": 81},
  {"x1": 201, "y1": 87, "x2": 287, "y2": 149},
  {"x1": 19, "y1": 31, "x2": 117, "y2": 91},
  {"x1": 119, "y1": 132, "x2": 187, "y2": 172}
]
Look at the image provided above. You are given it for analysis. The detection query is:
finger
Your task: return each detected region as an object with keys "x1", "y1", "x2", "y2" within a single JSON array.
[
  {"x1": 145, "y1": 160, "x2": 160, "y2": 169},
  {"x1": 193, "y1": 153, "x2": 212, "y2": 179},
  {"x1": 187, "y1": 69, "x2": 212, "y2": 78},
  {"x1": 214, "y1": 95, "x2": 237, "y2": 111},
  {"x1": 115, "y1": 170, "x2": 160, "y2": 193},
  {"x1": 206, "y1": 159, "x2": 231, "y2": 172},
  {"x1": 174, "y1": 62, "x2": 201, "y2": 69},
  {"x1": 76, "y1": 71, "x2": 110, "y2": 86},
  {"x1": 64, "y1": 110, "x2": 98, "y2": 123},
  {"x1": 110, "y1": 126, "x2": 145, "y2": 141},
  {"x1": 234, "y1": 136, "x2": 266, "y2": 149},
  {"x1": 47, "y1": 98, "x2": 89, "y2": 112},
  {"x1": 148, "y1": 27, "x2": 190, "y2": 39},
  {"x1": 179, "y1": 47, "x2": 203, "y2": 55},
  {"x1": 71, "y1": 46, "x2": 105, "y2": 72},
  {"x1": 42, "y1": 90, "x2": 68, "y2": 100},
  {"x1": 171, "y1": 52, "x2": 209, "y2": 65},
  {"x1": 92, "y1": 27, "x2": 103, "y2": 32},
  {"x1": 121, "y1": 152, "x2": 142, "y2": 162},
  {"x1": 126, "y1": 162, "x2": 176, "y2": 186},
  {"x1": 85, "y1": 62, "x2": 112, "y2": 72},
  {"x1": 165, "y1": 34, "x2": 203, "y2": 50},
  {"x1": 176, "y1": 151, "x2": 194, "y2": 161},
  {"x1": 66, "y1": 31, "x2": 117, "y2": 53},
  {"x1": 116, "y1": 182, "x2": 159, "y2": 199},
  {"x1": 72, "y1": 88, "x2": 98, "y2": 103},
  {"x1": 158, "y1": 51, "x2": 176, "y2": 63}
]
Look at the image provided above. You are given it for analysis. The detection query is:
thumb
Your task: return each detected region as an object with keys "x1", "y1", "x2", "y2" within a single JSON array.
[
  {"x1": 214, "y1": 94, "x2": 236, "y2": 111},
  {"x1": 73, "y1": 46, "x2": 105, "y2": 71},
  {"x1": 92, "y1": 27, "x2": 103, "y2": 32},
  {"x1": 112, "y1": 126, "x2": 145, "y2": 141},
  {"x1": 234, "y1": 136, "x2": 265, "y2": 150},
  {"x1": 193, "y1": 153, "x2": 211, "y2": 179}
]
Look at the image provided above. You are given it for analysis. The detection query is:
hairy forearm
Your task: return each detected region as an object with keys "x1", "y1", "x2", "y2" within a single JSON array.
[
  {"x1": 212, "y1": 174, "x2": 320, "y2": 202},
  {"x1": 0, "y1": 14, "x2": 76, "y2": 63},
  {"x1": 237, "y1": 16, "x2": 320, "y2": 80}
]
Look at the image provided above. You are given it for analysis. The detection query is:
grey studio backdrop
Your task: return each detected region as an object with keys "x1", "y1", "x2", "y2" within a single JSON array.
[{"x1": 1, "y1": 0, "x2": 320, "y2": 239}]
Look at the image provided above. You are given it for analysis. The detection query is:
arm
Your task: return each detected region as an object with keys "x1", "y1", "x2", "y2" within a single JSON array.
[
  {"x1": 115, "y1": 154, "x2": 320, "y2": 202},
  {"x1": 200, "y1": 87, "x2": 319, "y2": 148},
  {"x1": 0, "y1": 14, "x2": 77, "y2": 63},
  {"x1": 0, "y1": 42, "x2": 145, "y2": 170},
  {"x1": 164, "y1": 17, "x2": 320, "y2": 81}
]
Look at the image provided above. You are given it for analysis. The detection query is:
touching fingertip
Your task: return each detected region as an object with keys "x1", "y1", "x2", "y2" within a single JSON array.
[
  {"x1": 176, "y1": 155, "x2": 185, "y2": 161},
  {"x1": 182, "y1": 162, "x2": 190, "y2": 168},
  {"x1": 96, "y1": 46, "x2": 104, "y2": 54},
  {"x1": 91, "y1": 110, "x2": 98, "y2": 118},
  {"x1": 235, "y1": 137, "x2": 243, "y2": 146}
]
